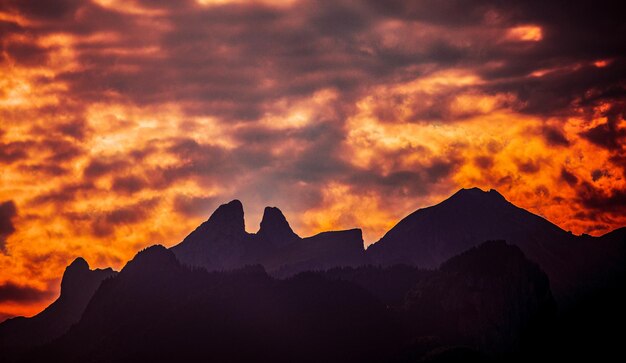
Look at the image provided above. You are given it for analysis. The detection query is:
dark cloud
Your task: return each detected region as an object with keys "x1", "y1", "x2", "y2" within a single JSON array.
[
  {"x1": 4, "y1": 42, "x2": 49, "y2": 65},
  {"x1": 591, "y1": 169, "x2": 609, "y2": 182},
  {"x1": 0, "y1": 141, "x2": 31, "y2": 164},
  {"x1": 2, "y1": 0, "x2": 622, "y2": 125},
  {"x1": 577, "y1": 181, "x2": 626, "y2": 214},
  {"x1": 541, "y1": 126, "x2": 570, "y2": 147},
  {"x1": 90, "y1": 198, "x2": 159, "y2": 238},
  {"x1": 55, "y1": 120, "x2": 90, "y2": 141},
  {"x1": 474, "y1": 156, "x2": 494, "y2": 169},
  {"x1": 19, "y1": 163, "x2": 69, "y2": 177},
  {"x1": 560, "y1": 168, "x2": 579, "y2": 186},
  {"x1": 30, "y1": 182, "x2": 95, "y2": 206},
  {"x1": 580, "y1": 119, "x2": 626, "y2": 151},
  {"x1": 173, "y1": 195, "x2": 218, "y2": 218},
  {"x1": 0, "y1": 282, "x2": 52, "y2": 303},
  {"x1": 111, "y1": 175, "x2": 149, "y2": 195},
  {"x1": 0, "y1": 200, "x2": 17, "y2": 252},
  {"x1": 83, "y1": 159, "x2": 131, "y2": 179},
  {"x1": 0, "y1": 0, "x2": 83, "y2": 20},
  {"x1": 517, "y1": 159, "x2": 541, "y2": 174},
  {"x1": 40, "y1": 139, "x2": 84, "y2": 163}
]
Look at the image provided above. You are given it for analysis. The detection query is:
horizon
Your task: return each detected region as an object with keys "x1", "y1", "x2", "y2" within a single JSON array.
[{"x1": 1, "y1": 0, "x2": 625, "y2": 324}]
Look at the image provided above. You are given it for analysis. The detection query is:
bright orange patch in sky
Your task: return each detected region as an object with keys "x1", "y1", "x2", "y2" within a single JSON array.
[{"x1": 507, "y1": 25, "x2": 543, "y2": 42}]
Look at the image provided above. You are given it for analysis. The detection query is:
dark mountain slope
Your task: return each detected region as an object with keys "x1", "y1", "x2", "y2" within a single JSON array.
[
  {"x1": 0, "y1": 258, "x2": 116, "y2": 358},
  {"x1": 170, "y1": 200, "x2": 253, "y2": 270},
  {"x1": 400, "y1": 241, "x2": 556, "y2": 357},
  {"x1": 319, "y1": 264, "x2": 429, "y2": 306},
  {"x1": 30, "y1": 245, "x2": 399, "y2": 363},
  {"x1": 172, "y1": 201, "x2": 368, "y2": 275},
  {"x1": 24, "y1": 240, "x2": 559, "y2": 363},
  {"x1": 367, "y1": 187, "x2": 625, "y2": 301}
]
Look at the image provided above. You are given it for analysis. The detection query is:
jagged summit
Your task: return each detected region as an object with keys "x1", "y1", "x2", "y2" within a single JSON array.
[
  {"x1": 257, "y1": 206, "x2": 300, "y2": 247},
  {"x1": 0, "y1": 257, "x2": 116, "y2": 351},
  {"x1": 60, "y1": 257, "x2": 113, "y2": 297},
  {"x1": 67, "y1": 257, "x2": 89, "y2": 271},
  {"x1": 203, "y1": 199, "x2": 245, "y2": 232},
  {"x1": 172, "y1": 200, "x2": 367, "y2": 274},
  {"x1": 446, "y1": 187, "x2": 507, "y2": 204}
]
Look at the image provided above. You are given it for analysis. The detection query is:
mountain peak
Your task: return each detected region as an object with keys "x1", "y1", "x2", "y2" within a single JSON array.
[
  {"x1": 67, "y1": 257, "x2": 89, "y2": 271},
  {"x1": 59, "y1": 257, "x2": 116, "y2": 299},
  {"x1": 122, "y1": 245, "x2": 180, "y2": 277},
  {"x1": 448, "y1": 187, "x2": 507, "y2": 205},
  {"x1": 60, "y1": 257, "x2": 91, "y2": 296},
  {"x1": 257, "y1": 206, "x2": 299, "y2": 247},
  {"x1": 204, "y1": 199, "x2": 245, "y2": 232},
  {"x1": 454, "y1": 187, "x2": 503, "y2": 197}
]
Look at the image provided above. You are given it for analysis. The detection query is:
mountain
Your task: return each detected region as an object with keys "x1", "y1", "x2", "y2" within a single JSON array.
[
  {"x1": 257, "y1": 206, "x2": 300, "y2": 248},
  {"x1": 28, "y1": 245, "x2": 400, "y2": 363},
  {"x1": 0, "y1": 258, "x2": 116, "y2": 358},
  {"x1": 170, "y1": 200, "x2": 252, "y2": 270},
  {"x1": 19, "y1": 241, "x2": 559, "y2": 362},
  {"x1": 5, "y1": 188, "x2": 625, "y2": 362},
  {"x1": 320, "y1": 241, "x2": 555, "y2": 359},
  {"x1": 171, "y1": 200, "x2": 368, "y2": 275},
  {"x1": 400, "y1": 241, "x2": 555, "y2": 356},
  {"x1": 367, "y1": 187, "x2": 626, "y2": 301}
]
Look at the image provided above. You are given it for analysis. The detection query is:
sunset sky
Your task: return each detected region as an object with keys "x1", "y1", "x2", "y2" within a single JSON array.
[{"x1": 1, "y1": 0, "x2": 625, "y2": 320}]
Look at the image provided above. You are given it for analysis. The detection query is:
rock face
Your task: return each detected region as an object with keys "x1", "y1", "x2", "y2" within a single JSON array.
[
  {"x1": 171, "y1": 201, "x2": 368, "y2": 275},
  {"x1": 0, "y1": 258, "x2": 116, "y2": 356},
  {"x1": 34, "y1": 245, "x2": 399, "y2": 363},
  {"x1": 401, "y1": 241, "x2": 556, "y2": 354},
  {"x1": 170, "y1": 200, "x2": 251, "y2": 270},
  {"x1": 257, "y1": 207, "x2": 300, "y2": 248},
  {"x1": 22, "y1": 241, "x2": 558, "y2": 362},
  {"x1": 367, "y1": 188, "x2": 568, "y2": 268},
  {"x1": 367, "y1": 187, "x2": 625, "y2": 301}
]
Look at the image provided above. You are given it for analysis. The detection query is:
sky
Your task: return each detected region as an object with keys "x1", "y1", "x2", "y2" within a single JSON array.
[{"x1": 0, "y1": 0, "x2": 625, "y2": 320}]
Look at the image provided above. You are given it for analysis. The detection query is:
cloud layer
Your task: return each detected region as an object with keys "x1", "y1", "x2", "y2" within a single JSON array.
[{"x1": 1, "y1": 0, "x2": 625, "y2": 319}]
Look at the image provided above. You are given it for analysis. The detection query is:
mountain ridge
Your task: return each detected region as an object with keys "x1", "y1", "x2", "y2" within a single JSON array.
[
  {"x1": 1, "y1": 186, "x2": 624, "y2": 361},
  {"x1": 0, "y1": 258, "x2": 116, "y2": 357}
]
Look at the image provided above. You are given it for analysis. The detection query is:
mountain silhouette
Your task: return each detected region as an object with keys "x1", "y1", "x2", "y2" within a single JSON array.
[
  {"x1": 171, "y1": 200, "x2": 367, "y2": 275},
  {"x1": 401, "y1": 241, "x2": 555, "y2": 355},
  {"x1": 367, "y1": 187, "x2": 626, "y2": 302},
  {"x1": 19, "y1": 240, "x2": 558, "y2": 363},
  {"x1": 28, "y1": 245, "x2": 399, "y2": 363},
  {"x1": 3, "y1": 188, "x2": 624, "y2": 362},
  {"x1": 0, "y1": 258, "x2": 116, "y2": 359},
  {"x1": 257, "y1": 206, "x2": 300, "y2": 248},
  {"x1": 170, "y1": 200, "x2": 251, "y2": 270}
]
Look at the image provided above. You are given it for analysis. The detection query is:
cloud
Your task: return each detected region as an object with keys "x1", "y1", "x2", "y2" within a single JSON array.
[
  {"x1": 560, "y1": 168, "x2": 579, "y2": 186},
  {"x1": 0, "y1": 281, "x2": 53, "y2": 304},
  {"x1": 0, "y1": 142, "x2": 30, "y2": 164},
  {"x1": 580, "y1": 119, "x2": 626, "y2": 151},
  {"x1": 90, "y1": 198, "x2": 160, "y2": 238},
  {"x1": 541, "y1": 126, "x2": 570, "y2": 147},
  {"x1": 0, "y1": 200, "x2": 17, "y2": 252},
  {"x1": 577, "y1": 182, "x2": 626, "y2": 214},
  {"x1": 173, "y1": 195, "x2": 219, "y2": 218}
]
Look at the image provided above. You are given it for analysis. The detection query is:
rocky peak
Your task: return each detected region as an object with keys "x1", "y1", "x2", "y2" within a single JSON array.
[
  {"x1": 450, "y1": 187, "x2": 505, "y2": 201},
  {"x1": 203, "y1": 199, "x2": 245, "y2": 234},
  {"x1": 60, "y1": 257, "x2": 92, "y2": 297},
  {"x1": 257, "y1": 206, "x2": 300, "y2": 247}
]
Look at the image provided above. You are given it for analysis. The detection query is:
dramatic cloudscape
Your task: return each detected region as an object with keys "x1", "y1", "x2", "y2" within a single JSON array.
[{"x1": 1, "y1": 0, "x2": 625, "y2": 319}]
